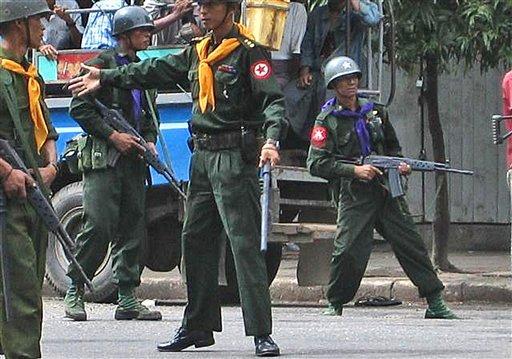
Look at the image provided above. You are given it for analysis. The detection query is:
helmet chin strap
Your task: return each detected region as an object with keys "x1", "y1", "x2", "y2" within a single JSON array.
[
  {"x1": 23, "y1": 18, "x2": 31, "y2": 50},
  {"x1": 211, "y1": 6, "x2": 234, "y2": 35}
]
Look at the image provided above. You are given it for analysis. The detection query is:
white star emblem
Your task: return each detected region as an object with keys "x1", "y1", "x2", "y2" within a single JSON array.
[
  {"x1": 342, "y1": 61, "x2": 352, "y2": 70},
  {"x1": 312, "y1": 128, "x2": 325, "y2": 141}
]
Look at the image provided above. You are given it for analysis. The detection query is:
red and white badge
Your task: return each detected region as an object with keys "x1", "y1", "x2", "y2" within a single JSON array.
[
  {"x1": 310, "y1": 126, "x2": 328, "y2": 148},
  {"x1": 250, "y1": 60, "x2": 272, "y2": 80}
]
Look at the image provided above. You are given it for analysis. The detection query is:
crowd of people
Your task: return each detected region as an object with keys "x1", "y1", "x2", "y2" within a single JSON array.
[{"x1": 38, "y1": 0, "x2": 382, "y2": 149}]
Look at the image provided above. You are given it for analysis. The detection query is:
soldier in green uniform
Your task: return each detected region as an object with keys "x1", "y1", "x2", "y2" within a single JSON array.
[
  {"x1": 307, "y1": 56, "x2": 458, "y2": 319},
  {"x1": 68, "y1": 0, "x2": 285, "y2": 355},
  {"x1": 64, "y1": 6, "x2": 162, "y2": 322},
  {"x1": 0, "y1": 1, "x2": 59, "y2": 357}
]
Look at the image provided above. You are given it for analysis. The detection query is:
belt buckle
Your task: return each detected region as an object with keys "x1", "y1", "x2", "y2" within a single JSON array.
[{"x1": 193, "y1": 133, "x2": 211, "y2": 149}]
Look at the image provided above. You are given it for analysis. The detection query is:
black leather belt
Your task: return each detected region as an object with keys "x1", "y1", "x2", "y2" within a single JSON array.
[{"x1": 192, "y1": 131, "x2": 242, "y2": 151}]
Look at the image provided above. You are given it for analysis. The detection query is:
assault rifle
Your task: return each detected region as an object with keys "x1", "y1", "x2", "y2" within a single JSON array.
[
  {"x1": 93, "y1": 99, "x2": 187, "y2": 200},
  {"x1": 336, "y1": 154, "x2": 474, "y2": 198},
  {"x1": 260, "y1": 162, "x2": 271, "y2": 252},
  {"x1": 0, "y1": 140, "x2": 94, "y2": 292},
  {"x1": 491, "y1": 114, "x2": 512, "y2": 145}
]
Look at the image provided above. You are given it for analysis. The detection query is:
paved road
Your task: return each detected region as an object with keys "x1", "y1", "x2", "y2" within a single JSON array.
[{"x1": 41, "y1": 299, "x2": 511, "y2": 359}]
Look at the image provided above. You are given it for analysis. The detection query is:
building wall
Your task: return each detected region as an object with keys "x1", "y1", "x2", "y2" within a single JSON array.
[{"x1": 381, "y1": 65, "x2": 509, "y2": 224}]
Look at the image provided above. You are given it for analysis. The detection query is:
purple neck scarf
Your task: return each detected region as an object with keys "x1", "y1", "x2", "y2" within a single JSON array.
[
  {"x1": 115, "y1": 54, "x2": 142, "y2": 131},
  {"x1": 323, "y1": 97, "x2": 374, "y2": 156}
]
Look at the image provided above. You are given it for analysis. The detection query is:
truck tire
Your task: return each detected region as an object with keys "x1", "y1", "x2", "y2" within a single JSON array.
[
  {"x1": 45, "y1": 182, "x2": 117, "y2": 303},
  {"x1": 220, "y1": 241, "x2": 282, "y2": 304}
]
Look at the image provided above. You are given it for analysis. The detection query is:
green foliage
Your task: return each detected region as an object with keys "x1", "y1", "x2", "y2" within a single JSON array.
[{"x1": 390, "y1": 0, "x2": 512, "y2": 73}]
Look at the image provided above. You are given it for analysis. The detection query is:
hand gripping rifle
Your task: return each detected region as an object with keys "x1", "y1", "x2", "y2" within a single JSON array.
[
  {"x1": 491, "y1": 114, "x2": 512, "y2": 145},
  {"x1": 260, "y1": 162, "x2": 271, "y2": 253},
  {"x1": 336, "y1": 154, "x2": 474, "y2": 198},
  {"x1": 0, "y1": 140, "x2": 94, "y2": 293},
  {"x1": 93, "y1": 99, "x2": 187, "y2": 200}
]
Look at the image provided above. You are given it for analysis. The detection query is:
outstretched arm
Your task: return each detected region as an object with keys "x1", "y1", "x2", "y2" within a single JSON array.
[{"x1": 68, "y1": 48, "x2": 191, "y2": 97}]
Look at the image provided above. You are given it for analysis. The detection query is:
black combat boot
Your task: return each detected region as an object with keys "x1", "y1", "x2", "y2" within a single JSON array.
[
  {"x1": 157, "y1": 327, "x2": 214, "y2": 352},
  {"x1": 254, "y1": 335, "x2": 280, "y2": 357}
]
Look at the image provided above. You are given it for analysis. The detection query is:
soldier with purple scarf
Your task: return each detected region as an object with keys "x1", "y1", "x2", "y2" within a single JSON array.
[
  {"x1": 307, "y1": 56, "x2": 458, "y2": 319},
  {"x1": 64, "y1": 6, "x2": 162, "y2": 322}
]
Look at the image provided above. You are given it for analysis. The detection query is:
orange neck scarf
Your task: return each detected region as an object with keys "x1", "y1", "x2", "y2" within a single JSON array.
[
  {"x1": 0, "y1": 58, "x2": 49, "y2": 153},
  {"x1": 195, "y1": 23, "x2": 255, "y2": 113}
]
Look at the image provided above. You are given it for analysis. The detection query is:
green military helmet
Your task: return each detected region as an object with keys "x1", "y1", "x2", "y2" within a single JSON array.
[
  {"x1": 112, "y1": 6, "x2": 155, "y2": 36},
  {"x1": 0, "y1": 0, "x2": 52, "y2": 24},
  {"x1": 324, "y1": 56, "x2": 362, "y2": 89}
]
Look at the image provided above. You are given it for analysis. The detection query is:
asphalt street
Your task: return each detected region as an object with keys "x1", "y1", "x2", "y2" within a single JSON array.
[{"x1": 39, "y1": 299, "x2": 511, "y2": 359}]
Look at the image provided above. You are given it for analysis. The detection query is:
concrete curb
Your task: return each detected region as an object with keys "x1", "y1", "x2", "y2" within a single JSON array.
[
  {"x1": 135, "y1": 274, "x2": 511, "y2": 305},
  {"x1": 43, "y1": 274, "x2": 511, "y2": 305}
]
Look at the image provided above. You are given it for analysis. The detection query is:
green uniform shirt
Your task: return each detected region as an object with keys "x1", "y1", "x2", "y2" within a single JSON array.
[
  {"x1": 100, "y1": 27, "x2": 285, "y2": 141},
  {"x1": 307, "y1": 97, "x2": 402, "y2": 191},
  {"x1": 69, "y1": 49, "x2": 158, "y2": 144},
  {"x1": 0, "y1": 48, "x2": 58, "y2": 165}
]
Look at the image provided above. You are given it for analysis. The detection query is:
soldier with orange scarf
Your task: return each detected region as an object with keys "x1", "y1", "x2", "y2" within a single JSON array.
[
  {"x1": 68, "y1": 0, "x2": 286, "y2": 356},
  {"x1": 0, "y1": 1, "x2": 59, "y2": 358}
]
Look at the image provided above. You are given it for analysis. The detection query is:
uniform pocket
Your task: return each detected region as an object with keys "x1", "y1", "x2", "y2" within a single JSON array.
[
  {"x1": 336, "y1": 129, "x2": 357, "y2": 157},
  {"x1": 214, "y1": 70, "x2": 241, "y2": 100},
  {"x1": 77, "y1": 135, "x2": 92, "y2": 172},
  {"x1": 91, "y1": 137, "x2": 108, "y2": 170},
  {"x1": 64, "y1": 134, "x2": 85, "y2": 174}
]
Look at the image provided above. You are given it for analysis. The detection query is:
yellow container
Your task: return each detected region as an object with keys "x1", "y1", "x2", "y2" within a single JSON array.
[{"x1": 243, "y1": 0, "x2": 290, "y2": 51}]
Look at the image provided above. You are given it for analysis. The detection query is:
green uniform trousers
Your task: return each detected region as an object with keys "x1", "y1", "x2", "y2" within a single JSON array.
[
  {"x1": 181, "y1": 149, "x2": 272, "y2": 336},
  {"x1": 327, "y1": 181, "x2": 444, "y2": 304},
  {"x1": 0, "y1": 200, "x2": 46, "y2": 359},
  {"x1": 67, "y1": 157, "x2": 146, "y2": 288}
]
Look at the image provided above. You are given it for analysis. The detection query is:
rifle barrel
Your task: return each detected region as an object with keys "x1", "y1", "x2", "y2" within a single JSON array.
[{"x1": 441, "y1": 168, "x2": 474, "y2": 175}]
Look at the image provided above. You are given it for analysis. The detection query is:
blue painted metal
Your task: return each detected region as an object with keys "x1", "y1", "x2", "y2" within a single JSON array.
[{"x1": 50, "y1": 98, "x2": 193, "y2": 185}]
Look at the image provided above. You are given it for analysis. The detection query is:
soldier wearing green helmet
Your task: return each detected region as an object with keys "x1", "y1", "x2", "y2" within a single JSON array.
[
  {"x1": 68, "y1": 0, "x2": 285, "y2": 355},
  {"x1": 0, "y1": 0, "x2": 59, "y2": 358},
  {"x1": 307, "y1": 56, "x2": 458, "y2": 319},
  {"x1": 63, "y1": 5, "x2": 162, "y2": 323}
]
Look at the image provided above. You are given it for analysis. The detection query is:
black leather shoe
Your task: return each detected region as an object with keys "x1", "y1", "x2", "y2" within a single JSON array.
[
  {"x1": 157, "y1": 327, "x2": 214, "y2": 352},
  {"x1": 254, "y1": 335, "x2": 280, "y2": 357}
]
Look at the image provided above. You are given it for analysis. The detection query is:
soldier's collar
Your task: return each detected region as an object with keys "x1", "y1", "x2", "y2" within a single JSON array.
[
  {"x1": 334, "y1": 97, "x2": 371, "y2": 112},
  {"x1": 210, "y1": 25, "x2": 239, "y2": 46},
  {"x1": 115, "y1": 47, "x2": 140, "y2": 62}
]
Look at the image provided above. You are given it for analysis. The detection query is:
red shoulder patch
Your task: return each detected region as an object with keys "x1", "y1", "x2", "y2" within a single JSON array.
[
  {"x1": 310, "y1": 126, "x2": 328, "y2": 148},
  {"x1": 250, "y1": 60, "x2": 272, "y2": 80}
]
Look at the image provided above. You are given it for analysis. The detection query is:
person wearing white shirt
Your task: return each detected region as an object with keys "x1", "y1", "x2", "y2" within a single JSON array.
[
  {"x1": 39, "y1": 0, "x2": 85, "y2": 58},
  {"x1": 270, "y1": 0, "x2": 307, "y2": 89}
]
